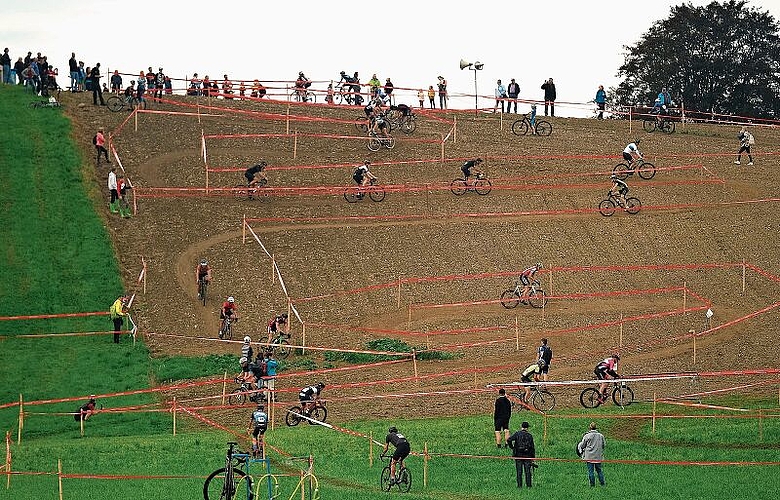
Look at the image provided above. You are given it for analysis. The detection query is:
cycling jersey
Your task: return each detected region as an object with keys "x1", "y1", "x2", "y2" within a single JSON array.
[
  {"x1": 197, "y1": 264, "x2": 210, "y2": 278},
  {"x1": 519, "y1": 265, "x2": 539, "y2": 286},
  {"x1": 353, "y1": 165, "x2": 370, "y2": 184},
  {"x1": 595, "y1": 358, "x2": 619, "y2": 379},
  {"x1": 299, "y1": 385, "x2": 321, "y2": 401},
  {"x1": 613, "y1": 179, "x2": 629, "y2": 194},
  {"x1": 252, "y1": 409, "x2": 268, "y2": 428},
  {"x1": 386, "y1": 431, "x2": 411, "y2": 461},
  {"x1": 623, "y1": 143, "x2": 640, "y2": 155},
  {"x1": 521, "y1": 363, "x2": 542, "y2": 381},
  {"x1": 221, "y1": 302, "x2": 236, "y2": 316},
  {"x1": 245, "y1": 164, "x2": 265, "y2": 181},
  {"x1": 461, "y1": 159, "x2": 480, "y2": 177}
]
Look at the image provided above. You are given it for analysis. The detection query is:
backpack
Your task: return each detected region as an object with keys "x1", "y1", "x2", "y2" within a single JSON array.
[
  {"x1": 513, "y1": 432, "x2": 533, "y2": 455},
  {"x1": 92, "y1": 134, "x2": 98, "y2": 145},
  {"x1": 256, "y1": 358, "x2": 267, "y2": 377},
  {"x1": 747, "y1": 132, "x2": 755, "y2": 145}
]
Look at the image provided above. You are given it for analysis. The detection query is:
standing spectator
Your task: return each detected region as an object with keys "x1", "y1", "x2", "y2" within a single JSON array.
[
  {"x1": 90, "y1": 63, "x2": 106, "y2": 105},
  {"x1": 74, "y1": 395, "x2": 98, "y2": 421},
  {"x1": 145, "y1": 67, "x2": 156, "y2": 92},
  {"x1": 155, "y1": 68, "x2": 165, "y2": 101},
  {"x1": 1, "y1": 48, "x2": 11, "y2": 85},
  {"x1": 94, "y1": 127, "x2": 110, "y2": 166},
  {"x1": 325, "y1": 82, "x2": 334, "y2": 103},
  {"x1": 368, "y1": 73, "x2": 381, "y2": 95},
  {"x1": 417, "y1": 88, "x2": 424, "y2": 108},
  {"x1": 541, "y1": 78, "x2": 556, "y2": 116},
  {"x1": 507, "y1": 421, "x2": 535, "y2": 488},
  {"x1": 506, "y1": 78, "x2": 520, "y2": 113},
  {"x1": 108, "y1": 167, "x2": 119, "y2": 214},
  {"x1": 68, "y1": 52, "x2": 78, "y2": 91},
  {"x1": 494, "y1": 79, "x2": 507, "y2": 113},
  {"x1": 136, "y1": 71, "x2": 147, "y2": 109},
  {"x1": 14, "y1": 57, "x2": 25, "y2": 86},
  {"x1": 577, "y1": 422, "x2": 606, "y2": 487},
  {"x1": 24, "y1": 51, "x2": 32, "y2": 67},
  {"x1": 595, "y1": 85, "x2": 606, "y2": 119},
  {"x1": 427, "y1": 85, "x2": 436, "y2": 109},
  {"x1": 734, "y1": 127, "x2": 754, "y2": 165},
  {"x1": 265, "y1": 351, "x2": 279, "y2": 402},
  {"x1": 437, "y1": 75, "x2": 447, "y2": 109},
  {"x1": 189, "y1": 73, "x2": 202, "y2": 96},
  {"x1": 222, "y1": 74, "x2": 233, "y2": 99},
  {"x1": 164, "y1": 75, "x2": 172, "y2": 95},
  {"x1": 109, "y1": 294, "x2": 129, "y2": 343},
  {"x1": 493, "y1": 388, "x2": 511, "y2": 448},
  {"x1": 537, "y1": 338, "x2": 553, "y2": 382},
  {"x1": 110, "y1": 70, "x2": 122, "y2": 94},
  {"x1": 384, "y1": 78, "x2": 394, "y2": 105},
  {"x1": 351, "y1": 71, "x2": 361, "y2": 105},
  {"x1": 202, "y1": 75, "x2": 210, "y2": 97},
  {"x1": 77, "y1": 61, "x2": 86, "y2": 91},
  {"x1": 118, "y1": 175, "x2": 132, "y2": 218}
]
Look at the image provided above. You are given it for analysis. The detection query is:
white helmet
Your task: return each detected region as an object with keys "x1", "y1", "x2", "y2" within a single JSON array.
[
  {"x1": 243, "y1": 336, "x2": 251, "y2": 343},
  {"x1": 227, "y1": 296, "x2": 235, "y2": 303}
]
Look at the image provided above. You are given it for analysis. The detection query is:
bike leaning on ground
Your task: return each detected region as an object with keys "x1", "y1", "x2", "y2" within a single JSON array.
[{"x1": 203, "y1": 442, "x2": 254, "y2": 500}]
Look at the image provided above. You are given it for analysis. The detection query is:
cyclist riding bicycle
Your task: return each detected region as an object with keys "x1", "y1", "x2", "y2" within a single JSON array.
[
  {"x1": 267, "y1": 312, "x2": 289, "y2": 343},
  {"x1": 299, "y1": 382, "x2": 325, "y2": 416},
  {"x1": 353, "y1": 161, "x2": 377, "y2": 190},
  {"x1": 623, "y1": 139, "x2": 643, "y2": 168},
  {"x1": 383, "y1": 426, "x2": 411, "y2": 486},
  {"x1": 244, "y1": 161, "x2": 268, "y2": 188},
  {"x1": 461, "y1": 158, "x2": 484, "y2": 180},
  {"x1": 520, "y1": 359, "x2": 546, "y2": 403},
  {"x1": 295, "y1": 71, "x2": 311, "y2": 99},
  {"x1": 594, "y1": 353, "x2": 620, "y2": 401},
  {"x1": 248, "y1": 403, "x2": 268, "y2": 458},
  {"x1": 609, "y1": 174, "x2": 630, "y2": 209},
  {"x1": 518, "y1": 263, "x2": 543, "y2": 303},
  {"x1": 220, "y1": 296, "x2": 239, "y2": 331},
  {"x1": 370, "y1": 110, "x2": 391, "y2": 139},
  {"x1": 195, "y1": 258, "x2": 211, "y2": 291}
]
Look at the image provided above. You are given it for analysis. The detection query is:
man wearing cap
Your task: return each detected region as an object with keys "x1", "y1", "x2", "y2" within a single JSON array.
[
  {"x1": 109, "y1": 295, "x2": 128, "y2": 343},
  {"x1": 507, "y1": 421, "x2": 536, "y2": 488}
]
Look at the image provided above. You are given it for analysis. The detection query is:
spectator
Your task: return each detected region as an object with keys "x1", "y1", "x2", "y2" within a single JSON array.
[
  {"x1": 189, "y1": 73, "x2": 202, "y2": 96},
  {"x1": 38, "y1": 56, "x2": 50, "y2": 95},
  {"x1": 494, "y1": 79, "x2": 507, "y2": 113},
  {"x1": 94, "y1": 127, "x2": 110, "y2": 166},
  {"x1": 541, "y1": 78, "x2": 556, "y2": 116},
  {"x1": 14, "y1": 57, "x2": 25, "y2": 86},
  {"x1": 537, "y1": 338, "x2": 553, "y2": 382},
  {"x1": 595, "y1": 85, "x2": 606, "y2": 119},
  {"x1": 506, "y1": 78, "x2": 520, "y2": 113},
  {"x1": 493, "y1": 388, "x2": 511, "y2": 448},
  {"x1": 108, "y1": 166, "x2": 119, "y2": 214},
  {"x1": 222, "y1": 74, "x2": 233, "y2": 99},
  {"x1": 136, "y1": 71, "x2": 148, "y2": 109},
  {"x1": 1, "y1": 48, "x2": 11, "y2": 85},
  {"x1": 427, "y1": 85, "x2": 436, "y2": 109},
  {"x1": 325, "y1": 83, "x2": 334, "y2": 104},
  {"x1": 265, "y1": 351, "x2": 279, "y2": 402},
  {"x1": 74, "y1": 395, "x2": 98, "y2": 421},
  {"x1": 384, "y1": 77, "x2": 394, "y2": 105},
  {"x1": 734, "y1": 126, "x2": 754, "y2": 165},
  {"x1": 68, "y1": 52, "x2": 78, "y2": 91},
  {"x1": 577, "y1": 422, "x2": 606, "y2": 487},
  {"x1": 417, "y1": 88, "x2": 424, "y2": 108},
  {"x1": 118, "y1": 174, "x2": 132, "y2": 218},
  {"x1": 368, "y1": 73, "x2": 381, "y2": 95},
  {"x1": 202, "y1": 75, "x2": 210, "y2": 97},
  {"x1": 351, "y1": 71, "x2": 361, "y2": 105},
  {"x1": 90, "y1": 63, "x2": 106, "y2": 105},
  {"x1": 77, "y1": 61, "x2": 86, "y2": 91},
  {"x1": 164, "y1": 75, "x2": 172, "y2": 95},
  {"x1": 507, "y1": 421, "x2": 535, "y2": 488},
  {"x1": 108, "y1": 70, "x2": 122, "y2": 94},
  {"x1": 155, "y1": 68, "x2": 165, "y2": 101},
  {"x1": 145, "y1": 67, "x2": 156, "y2": 92},
  {"x1": 109, "y1": 294, "x2": 129, "y2": 343},
  {"x1": 437, "y1": 75, "x2": 447, "y2": 109}
]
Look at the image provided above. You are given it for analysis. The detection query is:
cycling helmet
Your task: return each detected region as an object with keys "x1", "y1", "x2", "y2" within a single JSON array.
[
  {"x1": 363, "y1": 160, "x2": 371, "y2": 166},
  {"x1": 388, "y1": 426, "x2": 398, "y2": 433},
  {"x1": 475, "y1": 157, "x2": 483, "y2": 163},
  {"x1": 536, "y1": 262, "x2": 543, "y2": 269},
  {"x1": 239, "y1": 356, "x2": 248, "y2": 364},
  {"x1": 537, "y1": 359, "x2": 547, "y2": 368},
  {"x1": 243, "y1": 336, "x2": 251, "y2": 343},
  {"x1": 317, "y1": 382, "x2": 326, "y2": 390},
  {"x1": 612, "y1": 353, "x2": 621, "y2": 361},
  {"x1": 227, "y1": 296, "x2": 235, "y2": 303},
  {"x1": 257, "y1": 403, "x2": 264, "y2": 410},
  {"x1": 610, "y1": 174, "x2": 618, "y2": 180},
  {"x1": 299, "y1": 71, "x2": 305, "y2": 77},
  {"x1": 200, "y1": 258, "x2": 208, "y2": 266}
]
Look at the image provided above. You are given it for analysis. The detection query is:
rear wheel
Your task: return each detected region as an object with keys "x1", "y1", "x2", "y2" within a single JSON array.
[
  {"x1": 400, "y1": 116, "x2": 417, "y2": 134},
  {"x1": 637, "y1": 161, "x2": 656, "y2": 180},
  {"x1": 285, "y1": 406, "x2": 303, "y2": 426},
  {"x1": 612, "y1": 163, "x2": 631, "y2": 180},
  {"x1": 383, "y1": 137, "x2": 395, "y2": 149},
  {"x1": 659, "y1": 120, "x2": 675, "y2": 134},
  {"x1": 106, "y1": 96, "x2": 124, "y2": 112},
  {"x1": 367, "y1": 137, "x2": 381, "y2": 152},
  {"x1": 535, "y1": 120, "x2": 553, "y2": 136},
  {"x1": 642, "y1": 119, "x2": 657, "y2": 133},
  {"x1": 625, "y1": 197, "x2": 641, "y2": 215},
  {"x1": 450, "y1": 179, "x2": 467, "y2": 196},
  {"x1": 474, "y1": 178, "x2": 492, "y2": 195},
  {"x1": 500, "y1": 289, "x2": 521, "y2": 309},
  {"x1": 355, "y1": 116, "x2": 368, "y2": 133},
  {"x1": 612, "y1": 385, "x2": 635, "y2": 407},
  {"x1": 580, "y1": 388, "x2": 602, "y2": 408},
  {"x1": 528, "y1": 289, "x2": 547, "y2": 309},
  {"x1": 532, "y1": 390, "x2": 556, "y2": 412},
  {"x1": 309, "y1": 404, "x2": 328, "y2": 423},
  {"x1": 397, "y1": 467, "x2": 412, "y2": 492},
  {"x1": 511, "y1": 119, "x2": 529, "y2": 136},
  {"x1": 344, "y1": 188, "x2": 361, "y2": 203},
  {"x1": 598, "y1": 199, "x2": 616, "y2": 217}
]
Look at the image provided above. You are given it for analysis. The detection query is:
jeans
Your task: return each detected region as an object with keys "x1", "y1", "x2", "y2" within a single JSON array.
[
  {"x1": 514, "y1": 457, "x2": 532, "y2": 487},
  {"x1": 70, "y1": 71, "x2": 79, "y2": 91},
  {"x1": 2, "y1": 64, "x2": 10, "y2": 84},
  {"x1": 586, "y1": 461, "x2": 605, "y2": 486}
]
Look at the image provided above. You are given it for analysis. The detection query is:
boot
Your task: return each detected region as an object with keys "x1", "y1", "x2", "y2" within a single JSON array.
[
  {"x1": 120, "y1": 205, "x2": 132, "y2": 218},
  {"x1": 109, "y1": 201, "x2": 119, "y2": 213}
]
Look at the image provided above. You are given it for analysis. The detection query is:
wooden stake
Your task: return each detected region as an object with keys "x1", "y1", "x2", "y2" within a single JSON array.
[
  {"x1": 412, "y1": 349, "x2": 418, "y2": 380},
  {"x1": 271, "y1": 254, "x2": 276, "y2": 284},
  {"x1": 423, "y1": 442, "x2": 429, "y2": 487},
  {"x1": 293, "y1": 131, "x2": 298, "y2": 160},
  {"x1": 301, "y1": 322, "x2": 306, "y2": 355},
  {"x1": 548, "y1": 268, "x2": 553, "y2": 297},
  {"x1": 742, "y1": 259, "x2": 747, "y2": 294},
  {"x1": 474, "y1": 366, "x2": 477, "y2": 390},
  {"x1": 652, "y1": 392, "x2": 657, "y2": 435},
  {"x1": 221, "y1": 371, "x2": 228, "y2": 406},
  {"x1": 758, "y1": 409, "x2": 763, "y2": 442},
  {"x1": 58, "y1": 459, "x2": 63, "y2": 500},
  {"x1": 397, "y1": 277, "x2": 401, "y2": 310},
  {"x1": 619, "y1": 313, "x2": 624, "y2": 348},
  {"x1": 242, "y1": 215, "x2": 246, "y2": 244},
  {"x1": 134, "y1": 109, "x2": 137, "y2": 132},
  {"x1": 683, "y1": 280, "x2": 687, "y2": 314},
  {"x1": 691, "y1": 330, "x2": 697, "y2": 364},
  {"x1": 17, "y1": 395, "x2": 22, "y2": 445},
  {"x1": 287, "y1": 298, "x2": 291, "y2": 325},
  {"x1": 515, "y1": 316, "x2": 519, "y2": 351},
  {"x1": 426, "y1": 334, "x2": 431, "y2": 351},
  {"x1": 407, "y1": 302, "x2": 412, "y2": 331},
  {"x1": 79, "y1": 411, "x2": 84, "y2": 436},
  {"x1": 172, "y1": 397, "x2": 177, "y2": 436},
  {"x1": 142, "y1": 259, "x2": 147, "y2": 295},
  {"x1": 543, "y1": 415, "x2": 548, "y2": 446},
  {"x1": 5, "y1": 430, "x2": 10, "y2": 489},
  {"x1": 369, "y1": 431, "x2": 374, "y2": 466}
]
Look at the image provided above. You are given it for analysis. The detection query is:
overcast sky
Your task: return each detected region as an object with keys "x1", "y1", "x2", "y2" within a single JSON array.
[{"x1": 4, "y1": 0, "x2": 779, "y2": 117}]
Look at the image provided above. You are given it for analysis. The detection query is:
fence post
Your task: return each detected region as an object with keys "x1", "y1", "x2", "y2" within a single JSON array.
[
  {"x1": 369, "y1": 431, "x2": 373, "y2": 466},
  {"x1": 242, "y1": 215, "x2": 246, "y2": 244},
  {"x1": 683, "y1": 280, "x2": 687, "y2": 314},
  {"x1": 80, "y1": 411, "x2": 84, "y2": 436},
  {"x1": 619, "y1": 313, "x2": 624, "y2": 348},
  {"x1": 423, "y1": 442, "x2": 429, "y2": 488},
  {"x1": 543, "y1": 414, "x2": 548, "y2": 445},
  {"x1": 301, "y1": 322, "x2": 307, "y2": 355},
  {"x1": 397, "y1": 276, "x2": 401, "y2": 310},
  {"x1": 758, "y1": 409, "x2": 764, "y2": 443},
  {"x1": 515, "y1": 316, "x2": 519, "y2": 351},
  {"x1": 412, "y1": 349, "x2": 418, "y2": 380},
  {"x1": 17, "y1": 395, "x2": 23, "y2": 445},
  {"x1": 293, "y1": 131, "x2": 298, "y2": 160},
  {"x1": 221, "y1": 371, "x2": 228, "y2": 406},
  {"x1": 652, "y1": 392, "x2": 657, "y2": 435},
  {"x1": 691, "y1": 330, "x2": 696, "y2": 364},
  {"x1": 271, "y1": 254, "x2": 276, "y2": 284},
  {"x1": 5, "y1": 430, "x2": 10, "y2": 489},
  {"x1": 172, "y1": 397, "x2": 177, "y2": 436},
  {"x1": 742, "y1": 259, "x2": 746, "y2": 294},
  {"x1": 58, "y1": 459, "x2": 64, "y2": 500}
]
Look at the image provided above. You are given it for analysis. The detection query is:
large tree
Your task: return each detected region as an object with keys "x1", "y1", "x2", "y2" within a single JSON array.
[{"x1": 614, "y1": 0, "x2": 780, "y2": 118}]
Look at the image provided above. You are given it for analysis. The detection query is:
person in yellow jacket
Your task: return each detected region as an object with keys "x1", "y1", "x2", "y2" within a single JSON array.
[{"x1": 109, "y1": 295, "x2": 128, "y2": 344}]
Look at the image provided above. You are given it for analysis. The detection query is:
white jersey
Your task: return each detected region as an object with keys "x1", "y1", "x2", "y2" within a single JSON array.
[{"x1": 623, "y1": 143, "x2": 640, "y2": 155}]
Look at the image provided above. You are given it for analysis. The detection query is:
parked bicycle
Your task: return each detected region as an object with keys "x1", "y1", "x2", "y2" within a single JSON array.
[
  {"x1": 233, "y1": 178, "x2": 268, "y2": 200},
  {"x1": 450, "y1": 173, "x2": 492, "y2": 196},
  {"x1": 580, "y1": 381, "x2": 634, "y2": 408},
  {"x1": 500, "y1": 279, "x2": 547, "y2": 309},
  {"x1": 229, "y1": 377, "x2": 265, "y2": 406},
  {"x1": 344, "y1": 179, "x2": 386, "y2": 203},
  {"x1": 198, "y1": 277, "x2": 208, "y2": 306},
  {"x1": 509, "y1": 386, "x2": 556, "y2": 413},
  {"x1": 612, "y1": 158, "x2": 656, "y2": 180},
  {"x1": 30, "y1": 98, "x2": 62, "y2": 109},
  {"x1": 219, "y1": 316, "x2": 236, "y2": 340},
  {"x1": 379, "y1": 453, "x2": 412, "y2": 493},
  {"x1": 203, "y1": 442, "x2": 254, "y2": 500},
  {"x1": 367, "y1": 131, "x2": 395, "y2": 152},
  {"x1": 511, "y1": 114, "x2": 553, "y2": 137},
  {"x1": 106, "y1": 93, "x2": 142, "y2": 112},
  {"x1": 643, "y1": 113, "x2": 675, "y2": 134},
  {"x1": 598, "y1": 192, "x2": 641, "y2": 217},
  {"x1": 285, "y1": 400, "x2": 328, "y2": 426}
]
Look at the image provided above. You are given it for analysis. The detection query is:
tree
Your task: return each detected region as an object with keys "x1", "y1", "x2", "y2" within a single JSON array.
[{"x1": 615, "y1": 1, "x2": 780, "y2": 118}]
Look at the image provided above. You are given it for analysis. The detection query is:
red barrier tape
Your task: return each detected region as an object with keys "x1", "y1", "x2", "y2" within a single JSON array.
[{"x1": 0, "y1": 311, "x2": 109, "y2": 321}]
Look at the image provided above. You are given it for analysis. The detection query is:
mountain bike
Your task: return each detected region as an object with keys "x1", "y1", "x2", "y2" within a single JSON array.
[
  {"x1": 290, "y1": 88, "x2": 316, "y2": 103},
  {"x1": 612, "y1": 158, "x2": 656, "y2": 180},
  {"x1": 510, "y1": 386, "x2": 556, "y2": 413},
  {"x1": 598, "y1": 192, "x2": 641, "y2": 216},
  {"x1": 268, "y1": 332, "x2": 291, "y2": 359},
  {"x1": 335, "y1": 85, "x2": 357, "y2": 105},
  {"x1": 450, "y1": 173, "x2": 492, "y2": 195},
  {"x1": 379, "y1": 453, "x2": 412, "y2": 493},
  {"x1": 219, "y1": 316, "x2": 236, "y2": 340},
  {"x1": 198, "y1": 277, "x2": 209, "y2": 306},
  {"x1": 106, "y1": 94, "x2": 140, "y2": 112},
  {"x1": 643, "y1": 114, "x2": 675, "y2": 134},
  {"x1": 580, "y1": 381, "x2": 634, "y2": 408},
  {"x1": 203, "y1": 442, "x2": 254, "y2": 500},
  {"x1": 233, "y1": 178, "x2": 268, "y2": 200},
  {"x1": 386, "y1": 109, "x2": 417, "y2": 134},
  {"x1": 285, "y1": 400, "x2": 328, "y2": 426},
  {"x1": 344, "y1": 179, "x2": 386, "y2": 203},
  {"x1": 367, "y1": 131, "x2": 395, "y2": 151},
  {"x1": 511, "y1": 114, "x2": 553, "y2": 137},
  {"x1": 500, "y1": 280, "x2": 547, "y2": 309},
  {"x1": 229, "y1": 377, "x2": 265, "y2": 406}
]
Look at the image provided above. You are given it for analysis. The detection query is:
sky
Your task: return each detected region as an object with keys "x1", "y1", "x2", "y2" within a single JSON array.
[{"x1": 4, "y1": 0, "x2": 780, "y2": 117}]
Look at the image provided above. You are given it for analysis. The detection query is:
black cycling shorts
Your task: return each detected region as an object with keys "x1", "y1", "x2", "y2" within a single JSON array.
[
  {"x1": 392, "y1": 441, "x2": 410, "y2": 461},
  {"x1": 252, "y1": 425, "x2": 266, "y2": 437},
  {"x1": 494, "y1": 417, "x2": 510, "y2": 432},
  {"x1": 623, "y1": 152, "x2": 633, "y2": 163}
]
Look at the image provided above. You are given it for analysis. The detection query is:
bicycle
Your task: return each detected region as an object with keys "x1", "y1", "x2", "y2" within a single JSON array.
[
  {"x1": 198, "y1": 277, "x2": 209, "y2": 306},
  {"x1": 612, "y1": 157, "x2": 656, "y2": 180},
  {"x1": 344, "y1": 179, "x2": 386, "y2": 203},
  {"x1": 580, "y1": 381, "x2": 635, "y2": 408},
  {"x1": 510, "y1": 386, "x2": 556, "y2": 413},
  {"x1": 229, "y1": 377, "x2": 266, "y2": 406},
  {"x1": 219, "y1": 316, "x2": 237, "y2": 340},
  {"x1": 367, "y1": 131, "x2": 395, "y2": 152},
  {"x1": 29, "y1": 98, "x2": 62, "y2": 109},
  {"x1": 285, "y1": 399, "x2": 328, "y2": 426},
  {"x1": 511, "y1": 114, "x2": 553, "y2": 137},
  {"x1": 643, "y1": 113, "x2": 675, "y2": 134},
  {"x1": 379, "y1": 453, "x2": 412, "y2": 493},
  {"x1": 106, "y1": 93, "x2": 141, "y2": 112},
  {"x1": 356, "y1": 112, "x2": 395, "y2": 134},
  {"x1": 267, "y1": 332, "x2": 291, "y2": 359},
  {"x1": 335, "y1": 84, "x2": 357, "y2": 105},
  {"x1": 598, "y1": 192, "x2": 641, "y2": 217},
  {"x1": 233, "y1": 178, "x2": 268, "y2": 200},
  {"x1": 290, "y1": 88, "x2": 316, "y2": 103},
  {"x1": 450, "y1": 173, "x2": 492, "y2": 196},
  {"x1": 203, "y1": 442, "x2": 254, "y2": 500},
  {"x1": 385, "y1": 109, "x2": 417, "y2": 134},
  {"x1": 500, "y1": 280, "x2": 547, "y2": 309}
]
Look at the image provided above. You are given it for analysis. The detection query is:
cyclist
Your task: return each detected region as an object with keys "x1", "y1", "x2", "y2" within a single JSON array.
[
  {"x1": 370, "y1": 109, "x2": 391, "y2": 139},
  {"x1": 353, "y1": 161, "x2": 377, "y2": 190},
  {"x1": 389, "y1": 103, "x2": 412, "y2": 122},
  {"x1": 298, "y1": 382, "x2": 325, "y2": 416},
  {"x1": 295, "y1": 71, "x2": 311, "y2": 100},
  {"x1": 195, "y1": 258, "x2": 211, "y2": 297},
  {"x1": 238, "y1": 356, "x2": 253, "y2": 382},
  {"x1": 248, "y1": 403, "x2": 268, "y2": 458},
  {"x1": 518, "y1": 263, "x2": 543, "y2": 303},
  {"x1": 244, "y1": 161, "x2": 268, "y2": 189},
  {"x1": 267, "y1": 312, "x2": 289, "y2": 343},
  {"x1": 594, "y1": 353, "x2": 621, "y2": 401},
  {"x1": 383, "y1": 426, "x2": 411, "y2": 486},
  {"x1": 609, "y1": 174, "x2": 630, "y2": 209},
  {"x1": 520, "y1": 359, "x2": 546, "y2": 404},
  {"x1": 622, "y1": 139, "x2": 643, "y2": 169},
  {"x1": 219, "y1": 296, "x2": 238, "y2": 337},
  {"x1": 241, "y1": 335, "x2": 253, "y2": 362},
  {"x1": 460, "y1": 158, "x2": 484, "y2": 180}
]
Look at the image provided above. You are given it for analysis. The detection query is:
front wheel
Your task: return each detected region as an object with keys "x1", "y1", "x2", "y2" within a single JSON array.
[
  {"x1": 659, "y1": 120, "x2": 675, "y2": 134},
  {"x1": 383, "y1": 137, "x2": 396, "y2": 150},
  {"x1": 580, "y1": 388, "x2": 602, "y2": 408},
  {"x1": 367, "y1": 137, "x2": 381, "y2": 152},
  {"x1": 528, "y1": 289, "x2": 547, "y2": 309},
  {"x1": 309, "y1": 405, "x2": 328, "y2": 423},
  {"x1": 450, "y1": 179, "x2": 467, "y2": 196},
  {"x1": 625, "y1": 197, "x2": 641, "y2": 215},
  {"x1": 598, "y1": 199, "x2": 616, "y2": 217},
  {"x1": 535, "y1": 120, "x2": 553, "y2": 136},
  {"x1": 368, "y1": 187, "x2": 386, "y2": 202},
  {"x1": 380, "y1": 466, "x2": 392, "y2": 492},
  {"x1": 500, "y1": 289, "x2": 521, "y2": 309},
  {"x1": 612, "y1": 385, "x2": 635, "y2": 407},
  {"x1": 285, "y1": 406, "x2": 303, "y2": 426},
  {"x1": 637, "y1": 161, "x2": 656, "y2": 180},
  {"x1": 642, "y1": 119, "x2": 657, "y2": 133},
  {"x1": 400, "y1": 117, "x2": 417, "y2": 134},
  {"x1": 106, "y1": 96, "x2": 124, "y2": 112},
  {"x1": 203, "y1": 467, "x2": 253, "y2": 500},
  {"x1": 474, "y1": 178, "x2": 492, "y2": 195},
  {"x1": 229, "y1": 389, "x2": 247, "y2": 406},
  {"x1": 354, "y1": 115, "x2": 368, "y2": 133},
  {"x1": 274, "y1": 338, "x2": 291, "y2": 359},
  {"x1": 532, "y1": 390, "x2": 556, "y2": 413},
  {"x1": 511, "y1": 119, "x2": 529, "y2": 136}
]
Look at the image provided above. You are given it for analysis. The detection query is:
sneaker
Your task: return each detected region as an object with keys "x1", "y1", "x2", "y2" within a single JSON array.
[
  {"x1": 734, "y1": 160, "x2": 741, "y2": 165},
  {"x1": 748, "y1": 162, "x2": 753, "y2": 166}
]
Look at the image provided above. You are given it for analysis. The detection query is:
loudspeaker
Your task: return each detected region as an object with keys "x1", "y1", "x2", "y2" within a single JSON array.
[{"x1": 459, "y1": 59, "x2": 472, "y2": 70}]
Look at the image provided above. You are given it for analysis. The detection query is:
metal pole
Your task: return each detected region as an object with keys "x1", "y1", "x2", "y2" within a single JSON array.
[{"x1": 473, "y1": 69, "x2": 478, "y2": 116}]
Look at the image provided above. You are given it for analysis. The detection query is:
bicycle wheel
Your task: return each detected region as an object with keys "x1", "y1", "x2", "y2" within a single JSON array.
[
  {"x1": 398, "y1": 467, "x2": 412, "y2": 492},
  {"x1": 203, "y1": 467, "x2": 254, "y2": 500},
  {"x1": 625, "y1": 197, "x2": 642, "y2": 215},
  {"x1": 229, "y1": 389, "x2": 247, "y2": 406},
  {"x1": 106, "y1": 96, "x2": 124, "y2": 112},
  {"x1": 637, "y1": 161, "x2": 656, "y2": 180},
  {"x1": 400, "y1": 117, "x2": 417, "y2": 134},
  {"x1": 200, "y1": 281, "x2": 208, "y2": 307},
  {"x1": 367, "y1": 137, "x2": 381, "y2": 152},
  {"x1": 474, "y1": 178, "x2": 492, "y2": 195},
  {"x1": 223, "y1": 322, "x2": 233, "y2": 340},
  {"x1": 383, "y1": 137, "x2": 396, "y2": 150},
  {"x1": 306, "y1": 91, "x2": 317, "y2": 103},
  {"x1": 500, "y1": 289, "x2": 521, "y2": 309},
  {"x1": 528, "y1": 289, "x2": 547, "y2": 309},
  {"x1": 255, "y1": 178, "x2": 268, "y2": 188},
  {"x1": 450, "y1": 179, "x2": 467, "y2": 196},
  {"x1": 285, "y1": 406, "x2": 303, "y2": 426},
  {"x1": 612, "y1": 385, "x2": 635, "y2": 407},
  {"x1": 580, "y1": 388, "x2": 602, "y2": 408},
  {"x1": 532, "y1": 390, "x2": 556, "y2": 413},
  {"x1": 343, "y1": 188, "x2": 361, "y2": 203},
  {"x1": 354, "y1": 115, "x2": 368, "y2": 133},
  {"x1": 612, "y1": 163, "x2": 631, "y2": 180},
  {"x1": 660, "y1": 120, "x2": 675, "y2": 134},
  {"x1": 535, "y1": 120, "x2": 553, "y2": 137},
  {"x1": 274, "y1": 337, "x2": 291, "y2": 359},
  {"x1": 642, "y1": 119, "x2": 657, "y2": 133},
  {"x1": 368, "y1": 187, "x2": 386, "y2": 202},
  {"x1": 598, "y1": 199, "x2": 616, "y2": 217},
  {"x1": 380, "y1": 466, "x2": 392, "y2": 492},
  {"x1": 511, "y1": 119, "x2": 529, "y2": 136},
  {"x1": 309, "y1": 404, "x2": 328, "y2": 423}
]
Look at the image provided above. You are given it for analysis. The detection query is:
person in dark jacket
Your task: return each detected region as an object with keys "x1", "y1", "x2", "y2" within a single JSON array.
[
  {"x1": 90, "y1": 63, "x2": 106, "y2": 105},
  {"x1": 507, "y1": 421, "x2": 536, "y2": 488},
  {"x1": 541, "y1": 78, "x2": 556, "y2": 116},
  {"x1": 494, "y1": 388, "x2": 512, "y2": 448}
]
